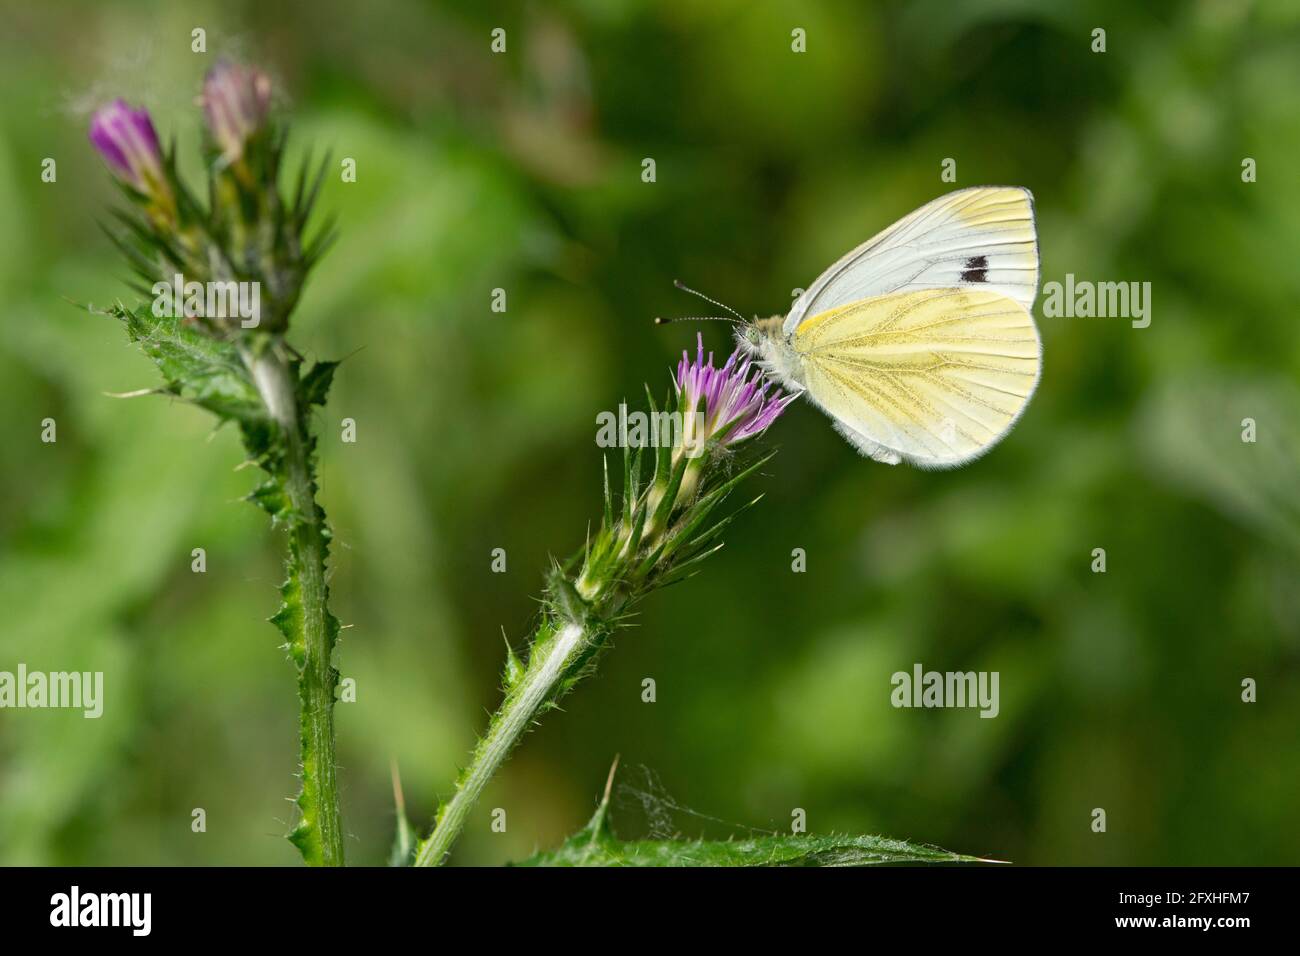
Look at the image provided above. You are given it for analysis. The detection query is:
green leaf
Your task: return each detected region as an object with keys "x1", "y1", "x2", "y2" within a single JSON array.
[
  {"x1": 114, "y1": 303, "x2": 266, "y2": 427},
  {"x1": 246, "y1": 477, "x2": 289, "y2": 519},
  {"x1": 514, "y1": 769, "x2": 1001, "y2": 867},
  {"x1": 519, "y1": 829, "x2": 998, "y2": 867},
  {"x1": 298, "y1": 359, "x2": 339, "y2": 408},
  {"x1": 501, "y1": 629, "x2": 524, "y2": 691}
]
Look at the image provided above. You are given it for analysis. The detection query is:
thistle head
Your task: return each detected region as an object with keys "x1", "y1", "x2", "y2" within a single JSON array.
[
  {"x1": 675, "y1": 333, "x2": 796, "y2": 451},
  {"x1": 575, "y1": 337, "x2": 790, "y2": 604},
  {"x1": 201, "y1": 60, "x2": 273, "y2": 165},
  {"x1": 91, "y1": 62, "x2": 335, "y2": 341},
  {"x1": 89, "y1": 100, "x2": 171, "y2": 207}
]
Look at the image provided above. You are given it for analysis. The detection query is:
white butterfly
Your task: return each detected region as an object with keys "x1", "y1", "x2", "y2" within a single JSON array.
[{"x1": 735, "y1": 185, "x2": 1042, "y2": 469}]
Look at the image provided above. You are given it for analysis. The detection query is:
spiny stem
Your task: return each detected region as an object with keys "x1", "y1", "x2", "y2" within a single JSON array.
[
  {"x1": 285, "y1": 402, "x2": 344, "y2": 866},
  {"x1": 414, "y1": 621, "x2": 588, "y2": 867},
  {"x1": 251, "y1": 348, "x2": 344, "y2": 867}
]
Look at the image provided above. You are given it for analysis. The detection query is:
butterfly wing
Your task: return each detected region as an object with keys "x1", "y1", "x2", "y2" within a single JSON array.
[
  {"x1": 794, "y1": 288, "x2": 1041, "y2": 468},
  {"x1": 784, "y1": 186, "x2": 1038, "y2": 337}
]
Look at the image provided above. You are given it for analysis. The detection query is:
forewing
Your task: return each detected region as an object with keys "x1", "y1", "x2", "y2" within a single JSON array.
[
  {"x1": 784, "y1": 186, "x2": 1038, "y2": 336},
  {"x1": 795, "y1": 288, "x2": 1040, "y2": 468}
]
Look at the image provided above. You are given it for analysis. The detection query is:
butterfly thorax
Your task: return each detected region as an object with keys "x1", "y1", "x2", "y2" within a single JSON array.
[{"x1": 737, "y1": 315, "x2": 806, "y2": 391}]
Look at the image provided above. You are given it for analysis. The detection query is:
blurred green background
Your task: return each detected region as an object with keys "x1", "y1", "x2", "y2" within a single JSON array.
[{"x1": 2, "y1": 0, "x2": 1299, "y2": 866}]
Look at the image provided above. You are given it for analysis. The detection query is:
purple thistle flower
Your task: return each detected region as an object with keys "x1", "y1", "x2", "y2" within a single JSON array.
[
  {"x1": 202, "y1": 60, "x2": 272, "y2": 164},
  {"x1": 674, "y1": 333, "x2": 796, "y2": 448},
  {"x1": 88, "y1": 99, "x2": 168, "y2": 198}
]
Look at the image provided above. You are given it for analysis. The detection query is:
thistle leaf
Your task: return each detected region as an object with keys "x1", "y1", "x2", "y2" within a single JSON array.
[
  {"x1": 514, "y1": 790, "x2": 998, "y2": 867},
  {"x1": 501, "y1": 629, "x2": 524, "y2": 690},
  {"x1": 114, "y1": 303, "x2": 266, "y2": 427},
  {"x1": 247, "y1": 477, "x2": 289, "y2": 519},
  {"x1": 298, "y1": 359, "x2": 339, "y2": 408}
]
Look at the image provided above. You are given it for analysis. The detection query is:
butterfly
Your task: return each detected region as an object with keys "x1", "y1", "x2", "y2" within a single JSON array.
[{"x1": 665, "y1": 186, "x2": 1041, "y2": 468}]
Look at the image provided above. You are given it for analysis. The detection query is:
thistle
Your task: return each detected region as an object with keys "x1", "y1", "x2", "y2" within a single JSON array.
[
  {"x1": 577, "y1": 336, "x2": 795, "y2": 600},
  {"x1": 414, "y1": 336, "x2": 793, "y2": 866},
  {"x1": 89, "y1": 65, "x2": 343, "y2": 865},
  {"x1": 89, "y1": 100, "x2": 174, "y2": 224},
  {"x1": 202, "y1": 60, "x2": 274, "y2": 167}
]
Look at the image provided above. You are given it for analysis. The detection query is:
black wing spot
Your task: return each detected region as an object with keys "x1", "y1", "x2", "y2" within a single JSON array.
[{"x1": 960, "y1": 255, "x2": 988, "y2": 283}]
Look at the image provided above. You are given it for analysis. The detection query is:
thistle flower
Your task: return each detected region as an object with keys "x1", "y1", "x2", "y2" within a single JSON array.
[
  {"x1": 88, "y1": 100, "x2": 171, "y2": 207},
  {"x1": 675, "y1": 334, "x2": 797, "y2": 452},
  {"x1": 572, "y1": 337, "x2": 791, "y2": 604},
  {"x1": 202, "y1": 60, "x2": 273, "y2": 165}
]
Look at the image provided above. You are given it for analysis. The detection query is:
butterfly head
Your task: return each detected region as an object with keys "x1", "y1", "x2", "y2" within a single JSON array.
[
  {"x1": 737, "y1": 316, "x2": 783, "y2": 348},
  {"x1": 656, "y1": 282, "x2": 802, "y2": 387},
  {"x1": 736, "y1": 315, "x2": 802, "y2": 389},
  {"x1": 735, "y1": 314, "x2": 784, "y2": 361}
]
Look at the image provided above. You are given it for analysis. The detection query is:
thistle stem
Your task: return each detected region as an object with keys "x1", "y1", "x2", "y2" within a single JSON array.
[
  {"x1": 250, "y1": 348, "x2": 345, "y2": 867},
  {"x1": 414, "y1": 621, "x2": 588, "y2": 866}
]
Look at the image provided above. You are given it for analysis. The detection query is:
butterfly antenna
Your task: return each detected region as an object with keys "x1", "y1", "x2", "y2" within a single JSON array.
[
  {"x1": 654, "y1": 315, "x2": 738, "y2": 325},
  {"x1": 673, "y1": 279, "x2": 746, "y2": 322},
  {"x1": 654, "y1": 279, "x2": 746, "y2": 326}
]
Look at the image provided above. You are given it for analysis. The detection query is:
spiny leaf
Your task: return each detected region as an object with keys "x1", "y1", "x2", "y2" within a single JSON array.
[
  {"x1": 298, "y1": 359, "x2": 339, "y2": 408},
  {"x1": 247, "y1": 477, "x2": 289, "y2": 519},
  {"x1": 115, "y1": 303, "x2": 266, "y2": 426},
  {"x1": 501, "y1": 629, "x2": 524, "y2": 691},
  {"x1": 270, "y1": 548, "x2": 306, "y2": 667},
  {"x1": 548, "y1": 572, "x2": 587, "y2": 628},
  {"x1": 514, "y1": 776, "x2": 1001, "y2": 867},
  {"x1": 518, "y1": 829, "x2": 1002, "y2": 867}
]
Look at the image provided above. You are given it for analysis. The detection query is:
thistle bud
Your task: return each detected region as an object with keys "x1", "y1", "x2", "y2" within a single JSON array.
[
  {"x1": 202, "y1": 60, "x2": 272, "y2": 164},
  {"x1": 88, "y1": 100, "x2": 170, "y2": 204}
]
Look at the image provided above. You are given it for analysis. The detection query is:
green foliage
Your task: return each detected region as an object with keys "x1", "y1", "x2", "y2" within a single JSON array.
[
  {"x1": 115, "y1": 303, "x2": 266, "y2": 431},
  {"x1": 298, "y1": 359, "x2": 339, "y2": 409},
  {"x1": 522, "y1": 830, "x2": 990, "y2": 867},
  {"x1": 517, "y1": 776, "x2": 995, "y2": 867}
]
